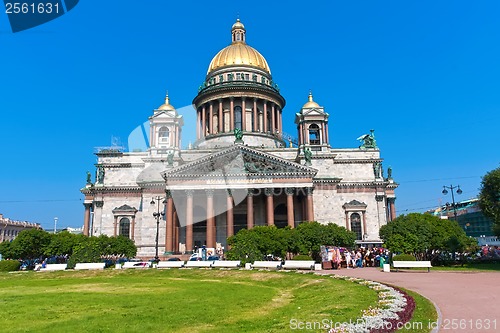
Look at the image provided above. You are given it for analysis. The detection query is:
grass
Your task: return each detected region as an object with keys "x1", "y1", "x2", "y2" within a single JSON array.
[
  {"x1": 393, "y1": 261, "x2": 500, "y2": 272},
  {"x1": 0, "y1": 269, "x2": 380, "y2": 333},
  {"x1": 399, "y1": 288, "x2": 438, "y2": 333},
  {"x1": 432, "y1": 262, "x2": 500, "y2": 271}
]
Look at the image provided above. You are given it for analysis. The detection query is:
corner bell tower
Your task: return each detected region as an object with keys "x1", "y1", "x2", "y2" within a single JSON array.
[
  {"x1": 149, "y1": 93, "x2": 183, "y2": 157},
  {"x1": 295, "y1": 92, "x2": 330, "y2": 151}
]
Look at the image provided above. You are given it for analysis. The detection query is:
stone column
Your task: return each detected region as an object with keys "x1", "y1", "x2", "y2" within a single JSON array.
[
  {"x1": 83, "y1": 203, "x2": 91, "y2": 236},
  {"x1": 201, "y1": 105, "x2": 206, "y2": 138},
  {"x1": 271, "y1": 103, "x2": 276, "y2": 134},
  {"x1": 206, "y1": 189, "x2": 215, "y2": 248},
  {"x1": 166, "y1": 191, "x2": 174, "y2": 252},
  {"x1": 253, "y1": 98, "x2": 257, "y2": 131},
  {"x1": 276, "y1": 109, "x2": 283, "y2": 134},
  {"x1": 322, "y1": 125, "x2": 326, "y2": 145},
  {"x1": 362, "y1": 211, "x2": 367, "y2": 239},
  {"x1": 131, "y1": 216, "x2": 136, "y2": 241},
  {"x1": 265, "y1": 188, "x2": 274, "y2": 226},
  {"x1": 230, "y1": 98, "x2": 234, "y2": 131},
  {"x1": 113, "y1": 216, "x2": 118, "y2": 237},
  {"x1": 285, "y1": 188, "x2": 295, "y2": 228},
  {"x1": 218, "y1": 99, "x2": 223, "y2": 133},
  {"x1": 345, "y1": 212, "x2": 350, "y2": 230},
  {"x1": 306, "y1": 187, "x2": 314, "y2": 221},
  {"x1": 388, "y1": 198, "x2": 396, "y2": 221},
  {"x1": 246, "y1": 190, "x2": 254, "y2": 229},
  {"x1": 298, "y1": 123, "x2": 303, "y2": 146},
  {"x1": 185, "y1": 190, "x2": 194, "y2": 252},
  {"x1": 196, "y1": 108, "x2": 200, "y2": 140},
  {"x1": 173, "y1": 209, "x2": 179, "y2": 252},
  {"x1": 209, "y1": 102, "x2": 213, "y2": 134},
  {"x1": 241, "y1": 98, "x2": 246, "y2": 131},
  {"x1": 226, "y1": 190, "x2": 234, "y2": 238},
  {"x1": 325, "y1": 123, "x2": 329, "y2": 145},
  {"x1": 263, "y1": 101, "x2": 268, "y2": 133}
]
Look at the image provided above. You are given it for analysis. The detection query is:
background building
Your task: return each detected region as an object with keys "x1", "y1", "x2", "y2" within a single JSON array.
[
  {"x1": 82, "y1": 20, "x2": 398, "y2": 258},
  {"x1": 428, "y1": 198, "x2": 499, "y2": 246},
  {"x1": 0, "y1": 213, "x2": 41, "y2": 242}
]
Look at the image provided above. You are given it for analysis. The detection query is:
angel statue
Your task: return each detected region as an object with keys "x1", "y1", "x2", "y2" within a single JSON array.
[
  {"x1": 357, "y1": 129, "x2": 377, "y2": 149},
  {"x1": 234, "y1": 128, "x2": 244, "y2": 143}
]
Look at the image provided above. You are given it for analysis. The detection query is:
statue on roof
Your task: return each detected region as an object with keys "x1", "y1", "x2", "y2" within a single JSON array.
[
  {"x1": 304, "y1": 147, "x2": 312, "y2": 166},
  {"x1": 357, "y1": 129, "x2": 377, "y2": 149},
  {"x1": 167, "y1": 152, "x2": 174, "y2": 166},
  {"x1": 234, "y1": 128, "x2": 244, "y2": 144},
  {"x1": 97, "y1": 166, "x2": 105, "y2": 184},
  {"x1": 373, "y1": 162, "x2": 383, "y2": 179},
  {"x1": 86, "y1": 171, "x2": 92, "y2": 185}
]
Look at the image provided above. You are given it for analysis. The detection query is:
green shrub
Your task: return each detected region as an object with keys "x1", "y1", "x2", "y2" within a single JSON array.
[
  {"x1": 0, "y1": 260, "x2": 21, "y2": 272},
  {"x1": 292, "y1": 254, "x2": 313, "y2": 261},
  {"x1": 67, "y1": 241, "x2": 101, "y2": 269},
  {"x1": 392, "y1": 254, "x2": 416, "y2": 261}
]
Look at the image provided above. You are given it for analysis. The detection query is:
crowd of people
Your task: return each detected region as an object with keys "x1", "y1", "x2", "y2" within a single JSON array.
[
  {"x1": 479, "y1": 245, "x2": 500, "y2": 259},
  {"x1": 323, "y1": 246, "x2": 390, "y2": 269}
]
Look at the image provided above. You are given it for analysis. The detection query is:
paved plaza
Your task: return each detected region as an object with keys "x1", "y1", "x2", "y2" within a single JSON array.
[{"x1": 323, "y1": 267, "x2": 499, "y2": 333}]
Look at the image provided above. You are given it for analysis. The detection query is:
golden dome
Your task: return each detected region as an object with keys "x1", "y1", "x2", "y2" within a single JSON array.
[
  {"x1": 208, "y1": 44, "x2": 270, "y2": 74},
  {"x1": 157, "y1": 93, "x2": 175, "y2": 111},
  {"x1": 232, "y1": 18, "x2": 245, "y2": 30},
  {"x1": 207, "y1": 19, "x2": 271, "y2": 75},
  {"x1": 302, "y1": 91, "x2": 320, "y2": 108}
]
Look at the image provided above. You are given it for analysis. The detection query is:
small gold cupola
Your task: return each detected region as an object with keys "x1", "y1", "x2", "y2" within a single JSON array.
[{"x1": 231, "y1": 19, "x2": 246, "y2": 43}]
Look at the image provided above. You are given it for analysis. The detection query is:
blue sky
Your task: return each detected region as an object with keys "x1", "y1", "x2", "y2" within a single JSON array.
[{"x1": 0, "y1": 1, "x2": 499, "y2": 230}]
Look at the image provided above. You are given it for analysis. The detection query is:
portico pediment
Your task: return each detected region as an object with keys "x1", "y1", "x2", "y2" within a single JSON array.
[{"x1": 161, "y1": 145, "x2": 317, "y2": 183}]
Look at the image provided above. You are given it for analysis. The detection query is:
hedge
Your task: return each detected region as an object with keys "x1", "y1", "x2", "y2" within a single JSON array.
[
  {"x1": 392, "y1": 254, "x2": 417, "y2": 261},
  {"x1": 0, "y1": 260, "x2": 21, "y2": 272}
]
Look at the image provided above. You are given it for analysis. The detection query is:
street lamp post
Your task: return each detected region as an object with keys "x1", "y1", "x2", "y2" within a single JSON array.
[
  {"x1": 442, "y1": 184, "x2": 463, "y2": 219},
  {"x1": 150, "y1": 196, "x2": 166, "y2": 263}
]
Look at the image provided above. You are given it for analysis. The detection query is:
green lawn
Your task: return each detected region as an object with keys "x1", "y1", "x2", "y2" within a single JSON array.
[
  {"x1": 433, "y1": 262, "x2": 500, "y2": 271},
  {"x1": 399, "y1": 289, "x2": 438, "y2": 333},
  {"x1": 0, "y1": 269, "x2": 382, "y2": 333}
]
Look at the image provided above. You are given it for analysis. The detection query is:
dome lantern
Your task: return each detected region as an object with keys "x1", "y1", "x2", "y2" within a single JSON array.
[
  {"x1": 206, "y1": 19, "x2": 271, "y2": 75},
  {"x1": 231, "y1": 19, "x2": 246, "y2": 44}
]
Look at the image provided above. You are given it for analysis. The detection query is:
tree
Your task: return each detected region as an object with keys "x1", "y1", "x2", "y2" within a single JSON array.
[
  {"x1": 226, "y1": 226, "x2": 287, "y2": 263},
  {"x1": 100, "y1": 235, "x2": 137, "y2": 258},
  {"x1": 67, "y1": 237, "x2": 102, "y2": 268},
  {"x1": 478, "y1": 166, "x2": 500, "y2": 236},
  {"x1": 227, "y1": 222, "x2": 355, "y2": 263},
  {"x1": 0, "y1": 241, "x2": 13, "y2": 259},
  {"x1": 379, "y1": 214, "x2": 431, "y2": 259},
  {"x1": 44, "y1": 231, "x2": 84, "y2": 257},
  {"x1": 380, "y1": 213, "x2": 475, "y2": 263},
  {"x1": 8, "y1": 229, "x2": 51, "y2": 259}
]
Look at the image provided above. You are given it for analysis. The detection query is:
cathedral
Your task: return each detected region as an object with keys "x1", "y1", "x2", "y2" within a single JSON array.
[{"x1": 81, "y1": 19, "x2": 398, "y2": 258}]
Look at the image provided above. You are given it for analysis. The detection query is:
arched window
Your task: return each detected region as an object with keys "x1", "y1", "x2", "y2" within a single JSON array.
[
  {"x1": 309, "y1": 124, "x2": 320, "y2": 145},
  {"x1": 119, "y1": 218, "x2": 130, "y2": 238},
  {"x1": 159, "y1": 127, "x2": 170, "y2": 144},
  {"x1": 234, "y1": 106, "x2": 242, "y2": 130},
  {"x1": 350, "y1": 213, "x2": 362, "y2": 240}
]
